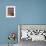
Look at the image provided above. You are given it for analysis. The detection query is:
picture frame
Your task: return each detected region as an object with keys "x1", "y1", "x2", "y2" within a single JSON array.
[
  {"x1": 6, "y1": 6, "x2": 16, "y2": 18},
  {"x1": 18, "y1": 24, "x2": 46, "y2": 43}
]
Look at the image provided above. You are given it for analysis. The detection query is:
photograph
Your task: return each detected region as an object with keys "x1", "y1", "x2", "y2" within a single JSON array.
[
  {"x1": 18, "y1": 24, "x2": 46, "y2": 46},
  {"x1": 6, "y1": 6, "x2": 16, "y2": 18}
]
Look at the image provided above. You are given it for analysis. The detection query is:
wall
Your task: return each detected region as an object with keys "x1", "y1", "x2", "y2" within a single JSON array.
[
  {"x1": 17, "y1": 0, "x2": 46, "y2": 24},
  {"x1": 0, "y1": 0, "x2": 18, "y2": 44}
]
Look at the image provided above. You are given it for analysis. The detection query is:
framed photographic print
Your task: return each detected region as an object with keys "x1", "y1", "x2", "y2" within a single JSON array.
[{"x1": 6, "y1": 6, "x2": 16, "y2": 18}]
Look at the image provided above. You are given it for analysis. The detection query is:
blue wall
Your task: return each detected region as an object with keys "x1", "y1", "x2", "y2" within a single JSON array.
[
  {"x1": 17, "y1": 0, "x2": 46, "y2": 24},
  {"x1": 0, "y1": 0, "x2": 17, "y2": 44},
  {"x1": 0, "y1": 0, "x2": 46, "y2": 44}
]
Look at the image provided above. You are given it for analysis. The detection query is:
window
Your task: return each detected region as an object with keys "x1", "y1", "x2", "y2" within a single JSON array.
[{"x1": 6, "y1": 6, "x2": 16, "y2": 18}]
